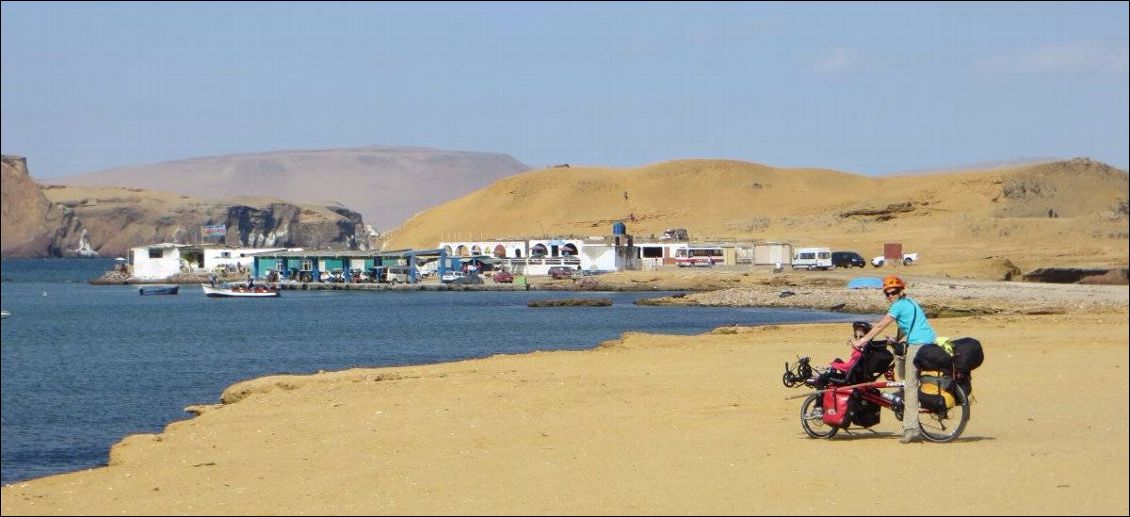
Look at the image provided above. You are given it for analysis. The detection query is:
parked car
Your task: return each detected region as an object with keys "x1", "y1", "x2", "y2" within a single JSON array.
[
  {"x1": 871, "y1": 253, "x2": 919, "y2": 267},
  {"x1": 493, "y1": 271, "x2": 514, "y2": 283},
  {"x1": 441, "y1": 271, "x2": 466, "y2": 283},
  {"x1": 831, "y1": 251, "x2": 866, "y2": 268},
  {"x1": 547, "y1": 266, "x2": 577, "y2": 279}
]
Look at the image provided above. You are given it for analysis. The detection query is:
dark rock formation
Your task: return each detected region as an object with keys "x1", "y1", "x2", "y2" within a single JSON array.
[
  {"x1": 1022, "y1": 267, "x2": 1129, "y2": 285},
  {"x1": 528, "y1": 298, "x2": 613, "y2": 307},
  {"x1": 225, "y1": 203, "x2": 366, "y2": 250},
  {"x1": 839, "y1": 202, "x2": 920, "y2": 222}
]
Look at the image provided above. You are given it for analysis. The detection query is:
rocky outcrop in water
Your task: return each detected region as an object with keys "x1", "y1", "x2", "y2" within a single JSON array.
[{"x1": 1, "y1": 155, "x2": 94, "y2": 257}]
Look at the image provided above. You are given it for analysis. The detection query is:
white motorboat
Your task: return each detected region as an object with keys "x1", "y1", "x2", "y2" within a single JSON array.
[{"x1": 201, "y1": 283, "x2": 280, "y2": 298}]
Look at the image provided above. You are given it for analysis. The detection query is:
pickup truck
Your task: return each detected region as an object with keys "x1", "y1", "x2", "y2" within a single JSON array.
[{"x1": 871, "y1": 253, "x2": 919, "y2": 267}]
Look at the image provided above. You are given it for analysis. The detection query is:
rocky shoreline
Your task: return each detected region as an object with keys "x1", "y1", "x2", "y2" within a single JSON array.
[
  {"x1": 86, "y1": 268, "x2": 1129, "y2": 317},
  {"x1": 638, "y1": 274, "x2": 1129, "y2": 317}
]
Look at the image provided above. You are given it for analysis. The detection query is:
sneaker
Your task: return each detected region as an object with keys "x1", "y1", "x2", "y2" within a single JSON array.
[{"x1": 899, "y1": 430, "x2": 920, "y2": 444}]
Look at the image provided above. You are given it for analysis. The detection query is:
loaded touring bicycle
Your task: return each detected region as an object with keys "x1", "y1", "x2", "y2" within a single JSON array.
[{"x1": 783, "y1": 329, "x2": 983, "y2": 442}]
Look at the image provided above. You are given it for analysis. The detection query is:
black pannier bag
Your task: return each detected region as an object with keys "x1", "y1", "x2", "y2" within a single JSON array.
[
  {"x1": 913, "y1": 343, "x2": 953, "y2": 371},
  {"x1": 953, "y1": 370, "x2": 973, "y2": 400},
  {"x1": 951, "y1": 337, "x2": 984, "y2": 371},
  {"x1": 852, "y1": 390, "x2": 881, "y2": 428},
  {"x1": 950, "y1": 337, "x2": 984, "y2": 401}
]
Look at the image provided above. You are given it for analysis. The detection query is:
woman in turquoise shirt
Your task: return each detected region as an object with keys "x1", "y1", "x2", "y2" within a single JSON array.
[{"x1": 852, "y1": 275, "x2": 936, "y2": 443}]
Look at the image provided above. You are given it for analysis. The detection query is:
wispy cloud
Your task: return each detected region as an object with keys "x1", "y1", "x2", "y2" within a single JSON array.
[
  {"x1": 811, "y1": 47, "x2": 868, "y2": 74},
  {"x1": 975, "y1": 42, "x2": 1129, "y2": 74}
]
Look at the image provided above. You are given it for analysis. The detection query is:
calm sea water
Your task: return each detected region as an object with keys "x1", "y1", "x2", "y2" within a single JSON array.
[{"x1": 0, "y1": 258, "x2": 865, "y2": 484}]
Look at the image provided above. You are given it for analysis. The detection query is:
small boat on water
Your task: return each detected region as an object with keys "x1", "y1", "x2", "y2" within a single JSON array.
[
  {"x1": 1, "y1": 310, "x2": 10, "y2": 319},
  {"x1": 201, "y1": 283, "x2": 280, "y2": 298},
  {"x1": 138, "y1": 285, "x2": 180, "y2": 296}
]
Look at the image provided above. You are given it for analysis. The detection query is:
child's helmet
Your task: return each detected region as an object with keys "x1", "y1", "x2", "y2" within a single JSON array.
[{"x1": 852, "y1": 321, "x2": 873, "y2": 335}]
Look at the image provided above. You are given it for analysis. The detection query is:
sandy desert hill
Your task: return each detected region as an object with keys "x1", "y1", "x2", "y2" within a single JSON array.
[
  {"x1": 384, "y1": 158, "x2": 1128, "y2": 279},
  {"x1": 43, "y1": 146, "x2": 530, "y2": 232}
]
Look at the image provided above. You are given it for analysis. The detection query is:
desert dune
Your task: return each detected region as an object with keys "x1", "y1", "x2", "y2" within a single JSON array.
[{"x1": 385, "y1": 158, "x2": 1128, "y2": 280}]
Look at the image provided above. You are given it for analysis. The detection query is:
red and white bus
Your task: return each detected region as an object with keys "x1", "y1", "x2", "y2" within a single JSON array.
[{"x1": 674, "y1": 246, "x2": 723, "y2": 267}]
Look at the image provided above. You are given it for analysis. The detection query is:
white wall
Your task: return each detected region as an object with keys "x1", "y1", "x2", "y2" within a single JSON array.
[
  {"x1": 580, "y1": 246, "x2": 618, "y2": 271},
  {"x1": 130, "y1": 246, "x2": 186, "y2": 280}
]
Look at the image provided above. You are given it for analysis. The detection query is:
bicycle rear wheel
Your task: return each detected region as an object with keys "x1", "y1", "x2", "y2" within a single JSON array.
[
  {"x1": 919, "y1": 385, "x2": 970, "y2": 443},
  {"x1": 800, "y1": 393, "x2": 838, "y2": 439}
]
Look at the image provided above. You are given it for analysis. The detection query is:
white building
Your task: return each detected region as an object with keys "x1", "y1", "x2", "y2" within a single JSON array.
[
  {"x1": 439, "y1": 236, "x2": 637, "y2": 275},
  {"x1": 439, "y1": 240, "x2": 528, "y2": 259},
  {"x1": 128, "y1": 244, "x2": 291, "y2": 280}
]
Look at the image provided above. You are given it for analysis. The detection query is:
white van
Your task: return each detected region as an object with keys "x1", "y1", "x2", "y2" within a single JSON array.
[{"x1": 791, "y1": 247, "x2": 833, "y2": 270}]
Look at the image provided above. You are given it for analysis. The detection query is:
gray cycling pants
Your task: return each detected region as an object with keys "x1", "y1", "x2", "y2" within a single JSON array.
[{"x1": 896, "y1": 344, "x2": 924, "y2": 433}]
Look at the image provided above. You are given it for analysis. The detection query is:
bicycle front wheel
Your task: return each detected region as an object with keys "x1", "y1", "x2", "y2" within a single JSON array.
[
  {"x1": 800, "y1": 393, "x2": 838, "y2": 439},
  {"x1": 919, "y1": 384, "x2": 970, "y2": 443}
]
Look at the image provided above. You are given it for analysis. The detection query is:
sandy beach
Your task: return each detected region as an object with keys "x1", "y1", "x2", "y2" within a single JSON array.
[{"x1": 2, "y1": 275, "x2": 1128, "y2": 515}]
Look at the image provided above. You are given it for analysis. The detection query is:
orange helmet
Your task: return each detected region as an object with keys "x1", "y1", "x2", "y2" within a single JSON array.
[{"x1": 882, "y1": 275, "x2": 906, "y2": 292}]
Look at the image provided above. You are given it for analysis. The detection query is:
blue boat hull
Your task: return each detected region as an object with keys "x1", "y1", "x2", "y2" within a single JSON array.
[{"x1": 138, "y1": 285, "x2": 180, "y2": 295}]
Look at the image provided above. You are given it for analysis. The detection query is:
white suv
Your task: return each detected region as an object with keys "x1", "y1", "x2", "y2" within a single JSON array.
[{"x1": 441, "y1": 271, "x2": 466, "y2": 283}]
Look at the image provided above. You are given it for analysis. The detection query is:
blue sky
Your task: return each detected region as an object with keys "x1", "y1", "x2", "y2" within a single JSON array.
[{"x1": 2, "y1": 1, "x2": 1127, "y2": 178}]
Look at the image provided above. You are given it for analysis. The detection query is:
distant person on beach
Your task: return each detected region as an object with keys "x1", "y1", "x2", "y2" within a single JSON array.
[{"x1": 850, "y1": 275, "x2": 936, "y2": 444}]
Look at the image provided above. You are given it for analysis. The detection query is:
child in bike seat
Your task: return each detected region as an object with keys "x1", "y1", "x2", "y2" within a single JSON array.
[{"x1": 813, "y1": 322, "x2": 893, "y2": 390}]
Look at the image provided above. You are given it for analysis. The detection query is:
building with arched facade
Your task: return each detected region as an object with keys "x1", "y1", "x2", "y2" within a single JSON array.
[{"x1": 438, "y1": 236, "x2": 637, "y2": 275}]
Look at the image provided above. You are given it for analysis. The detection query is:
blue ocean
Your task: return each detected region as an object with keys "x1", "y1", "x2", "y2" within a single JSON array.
[{"x1": 0, "y1": 258, "x2": 864, "y2": 484}]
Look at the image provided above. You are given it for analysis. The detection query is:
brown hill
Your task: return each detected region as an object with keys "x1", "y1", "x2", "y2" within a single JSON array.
[
  {"x1": 39, "y1": 185, "x2": 367, "y2": 258},
  {"x1": 1, "y1": 155, "x2": 92, "y2": 257},
  {"x1": 44, "y1": 146, "x2": 530, "y2": 232},
  {"x1": 384, "y1": 158, "x2": 1128, "y2": 279}
]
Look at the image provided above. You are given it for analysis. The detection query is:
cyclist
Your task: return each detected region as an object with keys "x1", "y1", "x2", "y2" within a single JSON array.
[{"x1": 851, "y1": 275, "x2": 936, "y2": 444}]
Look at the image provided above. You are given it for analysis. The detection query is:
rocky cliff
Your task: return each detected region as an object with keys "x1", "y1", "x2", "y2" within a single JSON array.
[
  {"x1": 2, "y1": 154, "x2": 368, "y2": 257},
  {"x1": 38, "y1": 186, "x2": 368, "y2": 258},
  {"x1": 1, "y1": 155, "x2": 94, "y2": 257}
]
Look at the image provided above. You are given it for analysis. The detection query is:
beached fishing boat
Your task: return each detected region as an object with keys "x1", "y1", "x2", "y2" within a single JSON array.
[
  {"x1": 201, "y1": 283, "x2": 280, "y2": 298},
  {"x1": 138, "y1": 285, "x2": 180, "y2": 296}
]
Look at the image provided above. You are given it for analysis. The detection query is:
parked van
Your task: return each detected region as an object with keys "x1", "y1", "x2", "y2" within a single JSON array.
[
  {"x1": 791, "y1": 247, "x2": 833, "y2": 270},
  {"x1": 372, "y1": 266, "x2": 410, "y2": 284}
]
